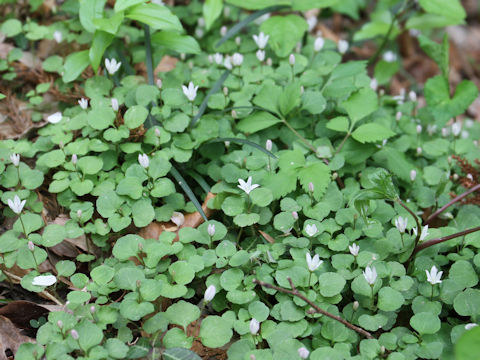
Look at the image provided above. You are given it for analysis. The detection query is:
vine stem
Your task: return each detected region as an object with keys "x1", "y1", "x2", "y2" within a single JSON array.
[
  {"x1": 425, "y1": 183, "x2": 480, "y2": 225},
  {"x1": 281, "y1": 119, "x2": 317, "y2": 153},
  {"x1": 412, "y1": 225, "x2": 480, "y2": 257},
  {"x1": 253, "y1": 278, "x2": 374, "y2": 339}
]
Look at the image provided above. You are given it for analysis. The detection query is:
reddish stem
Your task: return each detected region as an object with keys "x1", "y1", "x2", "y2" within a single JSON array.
[{"x1": 413, "y1": 225, "x2": 480, "y2": 256}]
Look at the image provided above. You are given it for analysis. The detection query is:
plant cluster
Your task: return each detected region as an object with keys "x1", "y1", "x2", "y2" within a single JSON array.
[{"x1": 0, "y1": 0, "x2": 480, "y2": 359}]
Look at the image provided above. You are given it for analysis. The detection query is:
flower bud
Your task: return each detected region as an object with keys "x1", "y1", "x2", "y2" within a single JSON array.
[
  {"x1": 207, "y1": 223, "x2": 216, "y2": 237},
  {"x1": 353, "y1": 301, "x2": 359, "y2": 311},
  {"x1": 111, "y1": 98, "x2": 119, "y2": 111},
  {"x1": 77, "y1": 209, "x2": 82, "y2": 219},
  {"x1": 266, "y1": 58, "x2": 272, "y2": 66},
  {"x1": 308, "y1": 182, "x2": 314, "y2": 192},
  {"x1": 220, "y1": 26, "x2": 227, "y2": 37},
  {"x1": 231, "y1": 110, "x2": 237, "y2": 119},
  {"x1": 155, "y1": 128, "x2": 161, "y2": 137},
  {"x1": 90, "y1": 305, "x2": 95, "y2": 313},
  {"x1": 265, "y1": 139, "x2": 272, "y2": 151},
  {"x1": 289, "y1": 54, "x2": 295, "y2": 66},
  {"x1": 416, "y1": 125, "x2": 422, "y2": 134},
  {"x1": 223, "y1": 87, "x2": 228, "y2": 96},
  {"x1": 250, "y1": 318, "x2": 260, "y2": 335},
  {"x1": 416, "y1": 147, "x2": 422, "y2": 155},
  {"x1": 70, "y1": 329, "x2": 79, "y2": 340},
  {"x1": 156, "y1": 79, "x2": 163, "y2": 89},
  {"x1": 396, "y1": 112, "x2": 402, "y2": 121},
  {"x1": 410, "y1": 170, "x2": 417, "y2": 182},
  {"x1": 72, "y1": 154, "x2": 77, "y2": 165},
  {"x1": 292, "y1": 211, "x2": 298, "y2": 220},
  {"x1": 298, "y1": 347, "x2": 310, "y2": 359},
  {"x1": 235, "y1": 36, "x2": 241, "y2": 45},
  {"x1": 28, "y1": 241, "x2": 35, "y2": 251},
  {"x1": 57, "y1": 320, "x2": 63, "y2": 328},
  {"x1": 204, "y1": 284, "x2": 216, "y2": 302}
]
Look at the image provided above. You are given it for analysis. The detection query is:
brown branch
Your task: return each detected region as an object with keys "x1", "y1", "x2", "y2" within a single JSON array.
[
  {"x1": 425, "y1": 184, "x2": 480, "y2": 225},
  {"x1": 412, "y1": 225, "x2": 480, "y2": 256},
  {"x1": 253, "y1": 278, "x2": 374, "y2": 339}
]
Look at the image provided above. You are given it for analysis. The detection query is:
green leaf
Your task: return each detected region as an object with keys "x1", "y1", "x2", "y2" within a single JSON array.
[
  {"x1": 260, "y1": 14, "x2": 308, "y2": 57},
  {"x1": 91, "y1": 265, "x2": 115, "y2": 285},
  {"x1": 89, "y1": 31, "x2": 114, "y2": 71},
  {"x1": 132, "y1": 198, "x2": 155, "y2": 227},
  {"x1": 302, "y1": 91, "x2": 327, "y2": 115},
  {"x1": 318, "y1": 272, "x2": 346, "y2": 297},
  {"x1": 209, "y1": 138, "x2": 277, "y2": 159},
  {"x1": 1, "y1": 19, "x2": 22, "y2": 37},
  {"x1": 225, "y1": 0, "x2": 289, "y2": 10},
  {"x1": 351, "y1": 123, "x2": 395, "y2": 144},
  {"x1": 163, "y1": 348, "x2": 202, "y2": 360},
  {"x1": 151, "y1": 31, "x2": 201, "y2": 54},
  {"x1": 454, "y1": 289, "x2": 480, "y2": 316},
  {"x1": 418, "y1": 0, "x2": 466, "y2": 21},
  {"x1": 114, "y1": 267, "x2": 145, "y2": 291},
  {"x1": 62, "y1": 50, "x2": 90, "y2": 83},
  {"x1": 203, "y1": 0, "x2": 223, "y2": 30},
  {"x1": 327, "y1": 116, "x2": 349, "y2": 132},
  {"x1": 88, "y1": 106, "x2": 116, "y2": 130},
  {"x1": 291, "y1": 0, "x2": 339, "y2": 10},
  {"x1": 410, "y1": 312, "x2": 441, "y2": 334},
  {"x1": 342, "y1": 88, "x2": 378, "y2": 125},
  {"x1": 279, "y1": 82, "x2": 301, "y2": 117},
  {"x1": 418, "y1": 34, "x2": 449, "y2": 78},
  {"x1": 79, "y1": 0, "x2": 106, "y2": 33},
  {"x1": 76, "y1": 319, "x2": 103, "y2": 352},
  {"x1": 126, "y1": 3, "x2": 182, "y2": 31},
  {"x1": 77, "y1": 156, "x2": 103, "y2": 175},
  {"x1": 114, "y1": 0, "x2": 146, "y2": 12},
  {"x1": 42, "y1": 224, "x2": 66, "y2": 247},
  {"x1": 377, "y1": 287, "x2": 404, "y2": 311},
  {"x1": 199, "y1": 316, "x2": 232, "y2": 348},
  {"x1": 298, "y1": 163, "x2": 331, "y2": 200},
  {"x1": 169, "y1": 261, "x2": 195, "y2": 285},
  {"x1": 166, "y1": 301, "x2": 201, "y2": 329},
  {"x1": 93, "y1": 11, "x2": 124, "y2": 34},
  {"x1": 455, "y1": 326, "x2": 480, "y2": 360},
  {"x1": 236, "y1": 111, "x2": 281, "y2": 134},
  {"x1": 124, "y1": 105, "x2": 149, "y2": 129}
]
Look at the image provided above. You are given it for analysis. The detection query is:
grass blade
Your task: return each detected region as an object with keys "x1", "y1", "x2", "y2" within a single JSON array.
[
  {"x1": 143, "y1": 24, "x2": 158, "y2": 128},
  {"x1": 170, "y1": 165, "x2": 208, "y2": 221},
  {"x1": 209, "y1": 137, "x2": 277, "y2": 159},
  {"x1": 190, "y1": 70, "x2": 230, "y2": 128},
  {"x1": 186, "y1": 170, "x2": 211, "y2": 193},
  {"x1": 215, "y1": 5, "x2": 289, "y2": 48}
]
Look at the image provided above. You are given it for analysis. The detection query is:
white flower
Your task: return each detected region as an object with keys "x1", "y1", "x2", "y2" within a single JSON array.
[
  {"x1": 182, "y1": 81, "x2": 199, "y2": 102},
  {"x1": 382, "y1": 51, "x2": 397, "y2": 62},
  {"x1": 207, "y1": 223, "x2": 215, "y2": 237},
  {"x1": 250, "y1": 318, "x2": 260, "y2": 335},
  {"x1": 298, "y1": 347, "x2": 310, "y2": 359},
  {"x1": 138, "y1": 154, "x2": 149, "y2": 169},
  {"x1": 10, "y1": 153, "x2": 20, "y2": 167},
  {"x1": 252, "y1": 32, "x2": 269, "y2": 49},
  {"x1": 416, "y1": 147, "x2": 422, "y2": 155},
  {"x1": 256, "y1": 49, "x2": 265, "y2": 62},
  {"x1": 413, "y1": 225, "x2": 429, "y2": 241},
  {"x1": 78, "y1": 98, "x2": 88, "y2": 110},
  {"x1": 32, "y1": 275, "x2": 57, "y2": 287},
  {"x1": 105, "y1": 58, "x2": 121, "y2": 75},
  {"x1": 314, "y1": 37, "x2": 325, "y2": 52},
  {"x1": 156, "y1": 79, "x2": 163, "y2": 88},
  {"x1": 395, "y1": 216, "x2": 408, "y2": 233},
  {"x1": 416, "y1": 125, "x2": 422, "y2": 134},
  {"x1": 237, "y1": 176, "x2": 260, "y2": 195},
  {"x1": 111, "y1": 98, "x2": 119, "y2": 111},
  {"x1": 363, "y1": 266, "x2": 377, "y2": 285},
  {"x1": 306, "y1": 252, "x2": 322, "y2": 271},
  {"x1": 235, "y1": 36, "x2": 241, "y2": 45},
  {"x1": 370, "y1": 78, "x2": 378, "y2": 91},
  {"x1": 204, "y1": 285, "x2": 216, "y2": 302},
  {"x1": 70, "y1": 329, "x2": 79, "y2": 340},
  {"x1": 72, "y1": 154, "x2": 78, "y2": 165},
  {"x1": 425, "y1": 265, "x2": 442, "y2": 285},
  {"x1": 452, "y1": 122, "x2": 462, "y2": 137},
  {"x1": 171, "y1": 211, "x2": 185, "y2": 227},
  {"x1": 232, "y1": 53, "x2": 243, "y2": 66},
  {"x1": 197, "y1": 17, "x2": 205, "y2": 27},
  {"x1": 396, "y1": 112, "x2": 402, "y2": 121},
  {"x1": 307, "y1": 16, "x2": 317, "y2": 31},
  {"x1": 214, "y1": 53, "x2": 223, "y2": 65},
  {"x1": 8, "y1": 195, "x2": 26, "y2": 214},
  {"x1": 349, "y1": 243, "x2": 360, "y2": 256},
  {"x1": 47, "y1": 112, "x2": 62, "y2": 124},
  {"x1": 308, "y1": 182, "x2": 314, "y2": 192},
  {"x1": 224, "y1": 56, "x2": 232, "y2": 70},
  {"x1": 338, "y1": 40, "x2": 349, "y2": 54},
  {"x1": 289, "y1": 54, "x2": 295, "y2": 66},
  {"x1": 465, "y1": 323, "x2": 478, "y2": 330},
  {"x1": 305, "y1": 224, "x2": 318, "y2": 237},
  {"x1": 265, "y1": 139, "x2": 272, "y2": 151},
  {"x1": 220, "y1": 26, "x2": 228, "y2": 37},
  {"x1": 410, "y1": 170, "x2": 417, "y2": 181},
  {"x1": 409, "y1": 91, "x2": 417, "y2": 102},
  {"x1": 441, "y1": 127, "x2": 449, "y2": 137},
  {"x1": 53, "y1": 30, "x2": 62, "y2": 43}
]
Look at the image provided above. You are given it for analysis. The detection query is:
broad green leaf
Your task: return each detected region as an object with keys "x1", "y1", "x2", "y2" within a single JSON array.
[
  {"x1": 151, "y1": 31, "x2": 201, "y2": 54},
  {"x1": 114, "y1": 0, "x2": 146, "y2": 12},
  {"x1": 410, "y1": 312, "x2": 441, "y2": 334},
  {"x1": 377, "y1": 287, "x2": 404, "y2": 311},
  {"x1": 89, "y1": 31, "x2": 114, "y2": 71},
  {"x1": 318, "y1": 272, "x2": 346, "y2": 297},
  {"x1": 260, "y1": 14, "x2": 308, "y2": 57},
  {"x1": 342, "y1": 88, "x2": 378, "y2": 125},
  {"x1": 63, "y1": 50, "x2": 90, "y2": 83},
  {"x1": 79, "y1": 0, "x2": 106, "y2": 33},
  {"x1": 351, "y1": 123, "x2": 395, "y2": 144},
  {"x1": 418, "y1": 0, "x2": 466, "y2": 21},
  {"x1": 291, "y1": 0, "x2": 339, "y2": 10},
  {"x1": 327, "y1": 116, "x2": 349, "y2": 132},
  {"x1": 455, "y1": 326, "x2": 480, "y2": 360},
  {"x1": 77, "y1": 156, "x2": 103, "y2": 175},
  {"x1": 1, "y1": 19, "x2": 22, "y2": 37},
  {"x1": 92, "y1": 11, "x2": 124, "y2": 34},
  {"x1": 163, "y1": 348, "x2": 202, "y2": 360},
  {"x1": 236, "y1": 112, "x2": 281, "y2": 134},
  {"x1": 203, "y1": 0, "x2": 223, "y2": 30},
  {"x1": 76, "y1": 320, "x2": 103, "y2": 351},
  {"x1": 199, "y1": 316, "x2": 232, "y2": 348},
  {"x1": 225, "y1": 0, "x2": 289, "y2": 10},
  {"x1": 418, "y1": 34, "x2": 449, "y2": 78},
  {"x1": 279, "y1": 82, "x2": 301, "y2": 117},
  {"x1": 302, "y1": 91, "x2": 327, "y2": 115},
  {"x1": 298, "y1": 162, "x2": 331, "y2": 200},
  {"x1": 126, "y1": 3, "x2": 182, "y2": 31},
  {"x1": 124, "y1": 105, "x2": 149, "y2": 129},
  {"x1": 166, "y1": 301, "x2": 201, "y2": 329}
]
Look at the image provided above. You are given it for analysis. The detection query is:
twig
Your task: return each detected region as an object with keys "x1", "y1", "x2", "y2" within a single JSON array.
[
  {"x1": 425, "y1": 184, "x2": 480, "y2": 225},
  {"x1": 412, "y1": 225, "x2": 480, "y2": 257},
  {"x1": 253, "y1": 278, "x2": 374, "y2": 339}
]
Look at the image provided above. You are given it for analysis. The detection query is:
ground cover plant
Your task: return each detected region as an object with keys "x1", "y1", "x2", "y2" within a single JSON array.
[{"x1": 0, "y1": 0, "x2": 480, "y2": 359}]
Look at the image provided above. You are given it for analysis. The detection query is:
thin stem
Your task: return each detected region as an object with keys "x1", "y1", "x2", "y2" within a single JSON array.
[
  {"x1": 19, "y1": 214, "x2": 27, "y2": 237},
  {"x1": 425, "y1": 183, "x2": 480, "y2": 225},
  {"x1": 144, "y1": 25, "x2": 154, "y2": 86},
  {"x1": 335, "y1": 131, "x2": 351, "y2": 155},
  {"x1": 430, "y1": 284, "x2": 434, "y2": 301},
  {"x1": 397, "y1": 199, "x2": 421, "y2": 246},
  {"x1": 281, "y1": 119, "x2": 317, "y2": 153},
  {"x1": 253, "y1": 278, "x2": 374, "y2": 339},
  {"x1": 412, "y1": 225, "x2": 480, "y2": 256}
]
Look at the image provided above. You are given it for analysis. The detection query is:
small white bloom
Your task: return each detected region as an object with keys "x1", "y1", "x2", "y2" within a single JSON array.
[
  {"x1": 207, "y1": 223, "x2": 216, "y2": 237},
  {"x1": 305, "y1": 224, "x2": 318, "y2": 237},
  {"x1": 467, "y1": 173, "x2": 474, "y2": 181},
  {"x1": 78, "y1": 98, "x2": 88, "y2": 110},
  {"x1": 250, "y1": 318, "x2": 260, "y2": 335},
  {"x1": 298, "y1": 347, "x2": 310, "y2": 359},
  {"x1": 382, "y1": 51, "x2": 397, "y2": 62},
  {"x1": 155, "y1": 128, "x2": 161, "y2": 137},
  {"x1": 77, "y1": 209, "x2": 82, "y2": 219},
  {"x1": 235, "y1": 36, "x2": 241, "y2": 45},
  {"x1": 105, "y1": 58, "x2": 121, "y2": 75},
  {"x1": 171, "y1": 211, "x2": 185, "y2": 227},
  {"x1": 214, "y1": 53, "x2": 223, "y2": 65},
  {"x1": 465, "y1": 323, "x2": 478, "y2": 330},
  {"x1": 395, "y1": 216, "x2": 408, "y2": 233},
  {"x1": 349, "y1": 243, "x2": 360, "y2": 256},
  {"x1": 204, "y1": 284, "x2": 216, "y2": 302},
  {"x1": 409, "y1": 90, "x2": 417, "y2": 102},
  {"x1": 441, "y1": 127, "x2": 449, "y2": 137},
  {"x1": 416, "y1": 124, "x2": 422, "y2": 134},
  {"x1": 220, "y1": 26, "x2": 228, "y2": 37},
  {"x1": 8, "y1": 195, "x2": 26, "y2": 214},
  {"x1": 306, "y1": 252, "x2": 322, "y2": 271},
  {"x1": 72, "y1": 154, "x2": 78, "y2": 165},
  {"x1": 413, "y1": 225, "x2": 429, "y2": 241},
  {"x1": 53, "y1": 30, "x2": 62, "y2": 43},
  {"x1": 10, "y1": 153, "x2": 20, "y2": 167},
  {"x1": 224, "y1": 56, "x2": 232, "y2": 70},
  {"x1": 138, "y1": 154, "x2": 149, "y2": 169},
  {"x1": 111, "y1": 98, "x2": 119, "y2": 111},
  {"x1": 182, "y1": 81, "x2": 199, "y2": 102},
  {"x1": 256, "y1": 49, "x2": 265, "y2": 62},
  {"x1": 314, "y1": 37, "x2": 325, "y2": 52},
  {"x1": 363, "y1": 266, "x2": 377, "y2": 285},
  {"x1": 47, "y1": 112, "x2": 62, "y2": 124},
  {"x1": 292, "y1": 211, "x2": 298, "y2": 220},
  {"x1": 238, "y1": 176, "x2": 260, "y2": 195},
  {"x1": 410, "y1": 170, "x2": 417, "y2": 181},
  {"x1": 156, "y1": 79, "x2": 163, "y2": 89},
  {"x1": 252, "y1": 32, "x2": 269, "y2": 49},
  {"x1": 353, "y1": 301, "x2": 359, "y2": 310},
  {"x1": 338, "y1": 40, "x2": 349, "y2": 54},
  {"x1": 396, "y1": 112, "x2": 402, "y2": 121},
  {"x1": 289, "y1": 54, "x2": 295, "y2": 66},
  {"x1": 232, "y1": 53, "x2": 243, "y2": 66},
  {"x1": 28, "y1": 241, "x2": 35, "y2": 251},
  {"x1": 425, "y1": 265, "x2": 442, "y2": 285},
  {"x1": 223, "y1": 87, "x2": 228, "y2": 96},
  {"x1": 416, "y1": 147, "x2": 422, "y2": 155},
  {"x1": 307, "y1": 16, "x2": 318, "y2": 31},
  {"x1": 265, "y1": 139, "x2": 272, "y2": 151},
  {"x1": 452, "y1": 122, "x2": 462, "y2": 137},
  {"x1": 370, "y1": 78, "x2": 378, "y2": 91},
  {"x1": 70, "y1": 329, "x2": 79, "y2": 340},
  {"x1": 32, "y1": 275, "x2": 57, "y2": 287},
  {"x1": 197, "y1": 17, "x2": 205, "y2": 27}
]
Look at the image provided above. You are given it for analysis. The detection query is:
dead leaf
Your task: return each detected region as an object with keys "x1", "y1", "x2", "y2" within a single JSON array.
[
  {"x1": 258, "y1": 230, "x2": 275, "y2": 244},
  {"x1": 0, "y1": 315, "x2": 34, "y2": 360},
  {"x1": 154, "y1": 55, "x2": 179, "y2": 74},
  {"x1": 0, "y1": 301, "x2": 49, "y2": 330}
]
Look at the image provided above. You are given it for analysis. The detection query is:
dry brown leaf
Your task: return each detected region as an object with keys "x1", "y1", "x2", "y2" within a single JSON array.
[
  {"x1": 0, "y1": 301, "x2": 49, "y2": 330},
  {"x1": 154, "y1": 55, "x2": 179, "y2": 74},
  {"x1": 258, "y1": 230, "x2": 275, "y2": 244},
  {"x1": 0, "y1": 315, "x2": 34, "y2": 360}
]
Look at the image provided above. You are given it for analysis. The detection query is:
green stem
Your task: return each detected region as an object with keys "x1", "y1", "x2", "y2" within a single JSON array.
[
  {"x1": 282, "y1": 118, "x2": 317, "y2": 153},
  {"x1": 335, "y1": 131, "x2": 351, "y2": 155},
  {"x1": 19, "y1": 214, "x2": 27, "y2": 237}
]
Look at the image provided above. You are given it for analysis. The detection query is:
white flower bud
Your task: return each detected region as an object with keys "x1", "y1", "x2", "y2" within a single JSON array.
[
  {"x1": 308, "y1": 182, "x2": 314, "y2": 192},
  {"x1": 250, "y1": 318, "x2": 260, "y2": 335},
  {"x1": 156, "y1": 79, "x2": 163, "y2": 89},
  {"x1": 71, "y1": 154, "x2": 77, "y2": 165},
  {"x1": 292, "y1": 211, "x2": 298, "y2": 220},
  {"x1": 265, "y1": 139, "x2": 272, "y2": 151},
  {"x1": 314, "y1": 37, "x2": 324, "y2": 52},
  {"x1": 235, "y1": 36, "x2": 241, "y2": 45},
  {"x1": 396, "y1": 112, "x2": 402, "y2": 121},
  {"x1": 416, "y1": 125, "x2": 422, "y2": 134},
  {"x1": 57, "y1": 320, "x2": 63, "y2": 328},
  {"x1": 155, "y1": 128, "x2": 161, "y2": 137},
  {"x1": 220, "y1": 26, "x2": 227, "y2": 37},
  {"x1": 353, "y1": 301, "x2": 359, "y2": 311},
  {"x1": 204, "y1": 284, "x2": 216, "y2": 302},
  {"x1": 171, "y1": 211, "x2": 185, "y2": 227},
  {"x1": 77, "y1": 209, "x2": 82, "y2": 219},
  {"x1": 223, "y1": 87, "x2": 228, "y2": 96},
  {"x1": 298, "y1": 347, "x2": 310, "y2": 359},
  {"x1": 256, "y1": 49, "x2": 265, "y2": 62},
  {"x1": 207, "y1": 223, "x2": 216, "y2": 237},
  {"x1": 28, "y1": 241, "x2": 35, "y2": 251},
  {"x1": 410, "y1": 170, "x2": 417, "y2": 181},
  {"x1": 111, "y1": 98, "x2": 119, "y2": 111},
  {"x1": 289, "y1": 54, "x2": 295, "y2": 66},
  {"x1": 416, "y1": 147, "x2": 422, "y2": 155},
  {"x1": 266, "y1": 58, "x2": 272, "y2": 66},
  {"x1": 70, "y1": 329, "x2": 79, "y2": 340}
]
